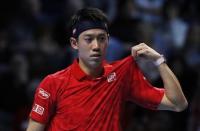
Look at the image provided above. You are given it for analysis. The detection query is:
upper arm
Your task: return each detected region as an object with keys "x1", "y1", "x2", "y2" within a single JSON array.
[
  {"x1": 125, "y1": 58, "x2": 165, "y2": 110},
  {"x1": 26, "y1": 118, "x2": 45, "y2": 131},
  {"x1": 157, "y1": 93, "x2": 179, "y2": 111},
  {"x1": 30, "y1": 75, "x2": 56, "y2": 123}
]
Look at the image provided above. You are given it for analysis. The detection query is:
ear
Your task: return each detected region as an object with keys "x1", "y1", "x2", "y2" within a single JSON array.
[{"x1": 70, "y1": 37, "x2": 78, "y2": 50}]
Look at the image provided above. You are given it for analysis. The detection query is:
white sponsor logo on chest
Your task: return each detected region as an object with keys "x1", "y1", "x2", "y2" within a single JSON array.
[{"x1": 107, "y1": 72, "x2": 117, "y2": 83}]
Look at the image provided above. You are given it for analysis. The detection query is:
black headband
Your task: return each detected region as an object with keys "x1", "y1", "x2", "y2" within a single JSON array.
[{"x1": 72, "y1": 20, "x2": 108, "y2": 38}]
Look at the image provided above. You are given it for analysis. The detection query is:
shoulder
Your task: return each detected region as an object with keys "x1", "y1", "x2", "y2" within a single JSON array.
[
  {"x1": 38, "y1": 65, "x2": 73, "y2": 91},
  {"x1": 48, "y1": 66, "x2": 72, "y2": 80},
  {"x1": 103, "y1": 56, "x2": 138, "y2": 77},
  {"x1": 109, "y1": 55, "x2": 136, "y2": 68}
]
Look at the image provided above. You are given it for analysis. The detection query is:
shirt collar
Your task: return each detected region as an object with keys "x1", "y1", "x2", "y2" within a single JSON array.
[{"x1": 71, "y1": 59, "x2": 113, "y2": 81}]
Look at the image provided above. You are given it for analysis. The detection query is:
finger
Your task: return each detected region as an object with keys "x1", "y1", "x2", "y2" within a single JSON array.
[
  {"x1": 131, "y1": 43, "x2": 149, "y2": 57},
  {"x1": 132, "y1": 45, "x2": 145, "y2": 57},
  {"x1": 138, "y1": 43, "x2": 147, "y2": 47},
  {"x1": 136, "y1": 48, "x2": 148, "y2": 56}
]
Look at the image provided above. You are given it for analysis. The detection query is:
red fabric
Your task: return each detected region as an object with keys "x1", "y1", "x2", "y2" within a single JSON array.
[{"x1": 29, "y1": 56, "x2": 164, "y2": 131}]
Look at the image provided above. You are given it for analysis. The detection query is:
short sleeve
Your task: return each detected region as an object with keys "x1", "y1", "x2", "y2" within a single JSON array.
[
  {"x1": 125, "y1": 57, "x2": 164, "y2": 110},
  {"x1": 29, "y1": 75, "x2": 56, "y2": 124}
]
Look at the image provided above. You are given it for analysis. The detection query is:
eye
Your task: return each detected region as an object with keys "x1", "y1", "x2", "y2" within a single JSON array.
[
  {"x1": 84, "y1": 37, "x2": 93, "y2": 43},
  {"x1": 98, "y1": 36, "x2": 107, "y2": 42}
]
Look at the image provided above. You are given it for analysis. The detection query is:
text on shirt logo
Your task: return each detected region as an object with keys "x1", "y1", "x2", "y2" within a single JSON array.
[
  {"x1": 107, "y1": 72, "x2": 117, "y2": 83},
  {"x1": 32, "y1": 104, "x2": 44, "y2": 115},
  {"x1": 38, "y1": 88, "x2": 50, "y2": 99}
]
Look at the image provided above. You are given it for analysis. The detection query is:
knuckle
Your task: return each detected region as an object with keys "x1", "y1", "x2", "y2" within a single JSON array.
[{"x1": 140, "y1": 43, "x2": 145, "y2": 46}]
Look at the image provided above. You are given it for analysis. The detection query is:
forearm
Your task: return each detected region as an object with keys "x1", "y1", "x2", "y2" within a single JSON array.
[
  {"x1": 131, "y1": 43, "x2": 188, "y2": 111},
  {"x1": 158, "y1": 62, "x2": 188, "y2": 111},
  {"x1": 26, "y1": 119, "x2": 45, "y2": 131}
]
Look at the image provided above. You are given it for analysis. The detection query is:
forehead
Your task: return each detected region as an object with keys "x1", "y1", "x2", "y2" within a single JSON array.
[{"x1": 80, "y1": 28, "x2": 107, "y2": 37}]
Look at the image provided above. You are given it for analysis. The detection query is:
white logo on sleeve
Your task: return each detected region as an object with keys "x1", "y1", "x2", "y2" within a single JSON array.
[
  {"x1": 107, "y1": 72, "x2": 117, "y2": 83},
  {"x1": 38, "y1": 88, "x2": 50, "y2": 99},
  {"x1": 33, "y1": 104, "x2": 44, "y2": 115}
]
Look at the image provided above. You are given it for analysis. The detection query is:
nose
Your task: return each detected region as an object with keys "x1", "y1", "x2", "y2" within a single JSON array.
[{"x1": 92, "y1": 39, "x2": 100, "y2": 51}]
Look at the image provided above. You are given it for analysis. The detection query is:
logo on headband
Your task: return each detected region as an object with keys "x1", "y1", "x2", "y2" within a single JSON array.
[
  {"x1": 72, "y1": 28, "x2": 77, "y2": 35},
  {"x1": 104, "y1": 23, "x2": 108, "y2": 29}
]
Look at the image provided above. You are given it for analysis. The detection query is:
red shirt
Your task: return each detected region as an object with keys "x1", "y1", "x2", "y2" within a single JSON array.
[{"x1": 30, "y1": 56, "x2": 164, "y2": 131}]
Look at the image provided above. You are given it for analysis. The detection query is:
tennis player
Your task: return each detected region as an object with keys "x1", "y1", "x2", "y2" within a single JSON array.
[{"x1": 26, "y1": 8, "x2": 188, "y2": 131}]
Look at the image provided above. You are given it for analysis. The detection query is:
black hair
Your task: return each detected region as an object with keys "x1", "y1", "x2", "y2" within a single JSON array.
[{"x1": 68, "y1": 8, "x2": 109, "y2": 38}]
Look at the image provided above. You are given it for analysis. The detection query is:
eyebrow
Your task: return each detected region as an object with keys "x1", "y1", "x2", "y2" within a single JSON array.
[{"x1": 83, "y1": 33, "x2": 107, "y2": 37}]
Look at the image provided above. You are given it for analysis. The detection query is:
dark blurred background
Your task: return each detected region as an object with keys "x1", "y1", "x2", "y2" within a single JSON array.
[{"x1": 0, "y1": 0, "x2": 200, "y2": 131}]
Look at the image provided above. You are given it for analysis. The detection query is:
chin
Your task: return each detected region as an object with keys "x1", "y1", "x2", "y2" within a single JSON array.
[{"x1": 88, "y1": 60, "x2": 102, "y2": 68}]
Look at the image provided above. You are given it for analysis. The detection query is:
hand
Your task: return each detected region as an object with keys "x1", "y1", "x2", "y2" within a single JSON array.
[{"x1": 131, "y1": 43, "x2": 161, "y2": 61}]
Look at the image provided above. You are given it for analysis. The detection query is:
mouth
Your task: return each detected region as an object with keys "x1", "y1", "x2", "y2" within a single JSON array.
[
  {"x1": 90, "y1": 54, "x2": 101, "y2": 57},
  {"x1": 90, "y1": 54, "x2": 102, "y2": 60}
]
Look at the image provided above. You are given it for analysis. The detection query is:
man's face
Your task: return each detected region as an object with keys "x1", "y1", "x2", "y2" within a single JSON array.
[{"x1": 72, "y1": 28, "x2": 109, "y2": 69}]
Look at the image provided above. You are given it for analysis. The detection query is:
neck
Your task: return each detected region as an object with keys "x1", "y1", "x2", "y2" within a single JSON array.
[{"x1": 78, "y1": 59, "x2": 104, "y2": 78}]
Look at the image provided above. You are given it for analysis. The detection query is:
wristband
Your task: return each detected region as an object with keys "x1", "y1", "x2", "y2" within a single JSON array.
[{"x1": 153, "y1": 55, "x2": 166, "y2": 66}]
